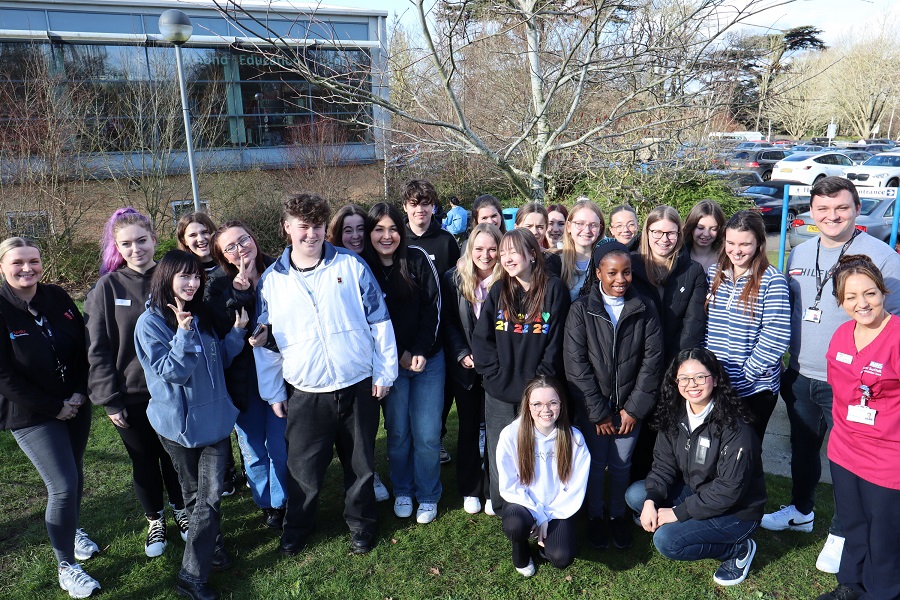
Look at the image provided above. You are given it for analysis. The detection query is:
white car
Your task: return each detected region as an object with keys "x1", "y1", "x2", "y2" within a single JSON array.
[
  {"x1": 843, "y1": 152, "x2": 900, "y2": 188},
  {"x1": 771, "y1": 151, "x2": 854, "y2": 185}
]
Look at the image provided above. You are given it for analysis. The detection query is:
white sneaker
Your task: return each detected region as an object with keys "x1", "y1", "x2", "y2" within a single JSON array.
[
  {"x1": 394, "y1": 496, "x2": 413, "y2": 518},
  {"x1": 816, "y1": 534, "x2": 845, "y2": 574},
  {"x1": 416, "y1": 502, "x2": 438, "y2": 524},
  {"x1": 760, "y1": 504, "x2": 814, "y2": 532},
  {"x1": 171, "y1": 506, "x2": 190, "y2": 542},
  {"x1": 145, "y1": 515, "x2": 167, "y2": 558},
  {"x1": 463, "y1": 496, "x2": 482, "y2": 514},
  {"x1": 373, "y1": 473, "x2": 390, "y2": 502},
  {"x1": 73, "y1": 529, "x2": 99, "y2": 561},
  {"x1": 58, "y1": 562, "x2": 100, "y2": 598},
  {"x1": 484, "y1": 499, "x2": 496, "y2": 516},
  {"x1": 515, "y1": 558, "x2": 535, "y2": 577}
]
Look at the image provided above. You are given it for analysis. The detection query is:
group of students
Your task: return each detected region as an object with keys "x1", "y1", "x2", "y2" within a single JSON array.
[{"x1": 0, "y1": 176, "x2": 897, "y2": 600}]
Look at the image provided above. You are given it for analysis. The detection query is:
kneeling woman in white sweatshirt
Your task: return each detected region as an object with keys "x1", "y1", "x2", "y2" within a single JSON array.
[{"x1": 497, "y1": 376, "x2": 590, "y2": 577}]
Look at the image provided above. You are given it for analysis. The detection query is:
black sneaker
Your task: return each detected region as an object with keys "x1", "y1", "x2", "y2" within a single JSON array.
[
  {"x1": 264, "y1": 508, "x2": 285, "y2": 531},
  {"x1": 816, "y1": 585, "x2": 861, "y2": 600},
  {"x1": 713, "y1": 538, "x2": 756, "y2": 586},
  {"x1": 439, "y1": 444, "x2": 451, "y2": 464},
  {"x1": 588, "y1": 517, "x2": 609, "y2": 549},
  {"x1": 610, "y1": 515, "x2": 633, "y2": 549}
]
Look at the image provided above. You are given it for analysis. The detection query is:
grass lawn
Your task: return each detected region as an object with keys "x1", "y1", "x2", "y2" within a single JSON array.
[{"x1": 1, "y1": 406, "x2": 839, "y2": 599}]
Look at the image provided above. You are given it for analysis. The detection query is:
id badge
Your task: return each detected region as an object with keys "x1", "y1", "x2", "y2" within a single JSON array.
[
  {"x1": 694, "y1": 436, "x2": 710, "y2": 465},
  {"x1": 847, "y1": 404, "x2": 876, "y2": 426},
  {"x1": 803, "y1": 307, "x2": 822, "y2": 323}
]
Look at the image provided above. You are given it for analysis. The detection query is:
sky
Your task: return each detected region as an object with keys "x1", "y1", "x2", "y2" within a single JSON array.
[{"x1": 335, "y1": 0, "x2": 899, "y2": 44}]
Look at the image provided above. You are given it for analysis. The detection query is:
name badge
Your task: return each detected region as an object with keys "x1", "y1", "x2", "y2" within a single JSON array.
[
  {"x1": 836, "y1": 352, "x2": 853, "y2": 364},
  {"x1": 847, "y1": 404, "x2": 876, "y2": 426},
  {"x1": 694, "y1": 436, "x2": 710, "y2": 465},
  {"x1": 195, "y1": 345, "x2": 203, "y2": 353},
  {"x1": 114, "y1": 299, "x2": 132, "y2": 306},
  {"x1": 803, "y1": 307, "x2": 822, "y2": 323}
]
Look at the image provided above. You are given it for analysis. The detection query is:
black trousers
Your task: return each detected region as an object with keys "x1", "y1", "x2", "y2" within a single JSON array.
[
  {"x1": 114, "y1": 399, "x2": 185, "y2": 514},
  {"x1": 484, "y1": 393, "x2": 519, "y2": 513},
  {"x1": 502, "y1": 504, "x2": 577, "y2": 569},
  {"x1": 831, "y1": 461, "x2": 900, "y2": 600},
  {"x1": 450, "y1": 378, "x2": 489, "y2": 498},
  {"x1": 742, "y1": 389, "x2": 779, "y2": 444},
  {"x1": 283, "y1": 378, "x2": 378, "y2": 541}
]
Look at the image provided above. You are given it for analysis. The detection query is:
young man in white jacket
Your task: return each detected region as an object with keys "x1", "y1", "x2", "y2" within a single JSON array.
[{"x1": 255, "y1": 193, "x2": 398, "y2": 557}]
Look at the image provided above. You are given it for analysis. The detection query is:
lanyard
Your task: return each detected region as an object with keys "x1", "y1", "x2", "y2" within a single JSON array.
[
  {"x1": 33, "y1": 311, "x2": 68, "y2": 384},
  {"x1": 812, "y1": 229, "x2": 859, "y2": 309}
]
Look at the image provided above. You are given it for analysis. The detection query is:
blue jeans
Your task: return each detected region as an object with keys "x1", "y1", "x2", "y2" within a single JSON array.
[
  {"x1": 158, "y1": 435, "x2": 230, "y2": 585},
  {"x1": 234, "y1": 396, "x2": 288, "y2": 510},
  {"x1": 384, "y1": 350, "x2": 445, "y2": 503},
  {"x1": 577, "y1": 413, "x2": 640, "y2": 519},
  {"x1": 781, "y1": 368, "x2": 841, "y2": 535},
  {"x1": 625, "y1": 480, "x2": 758, "y2": 562},
  {"x1": 12, "y1": 407, "x2": 91, "y2": 564}
]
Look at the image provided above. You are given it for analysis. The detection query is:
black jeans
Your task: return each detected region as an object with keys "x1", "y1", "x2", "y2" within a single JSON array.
[
  {"x1": 114, "y1": 399, "x2": 184, "y2": 514},
  {"x1": 283, "y1": 378, "x2": 378, "y2": 542},
  {"x1": 12, "y1": 407, "x2": 91, "y2": 564},
  {"x1": 484, "y1": 392, "x2": 519, "y2": 513},
  {"x1": 158, "y1": 435, "x2": 230, "y2": 585},
  {"x1": 781, "y1": 368, "x2": 841, "y2": 535},
  {"x1": 501, "y1": 504, "x2": 577, "y2": 569},
  {"x1": 741, "y1": 389, "x2": 779, "y2": 444},
  {"x1": 451, "y1": 378, "x2": 489, "y2": 499}
]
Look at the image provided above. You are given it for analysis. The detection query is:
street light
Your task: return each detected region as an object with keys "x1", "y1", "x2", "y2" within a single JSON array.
[{"x1": 159, "y1": 9, "x2": 200, "y2": 211}]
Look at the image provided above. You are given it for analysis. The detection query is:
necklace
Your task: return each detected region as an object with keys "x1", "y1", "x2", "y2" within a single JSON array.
[{"x1": 380, "y1": 264, "x2": 395, "y2": 280}]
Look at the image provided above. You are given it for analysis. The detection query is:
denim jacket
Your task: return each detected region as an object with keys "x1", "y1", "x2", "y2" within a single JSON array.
[{"x1": 135, "y1": 306, "x2": 244, "y2": 448}]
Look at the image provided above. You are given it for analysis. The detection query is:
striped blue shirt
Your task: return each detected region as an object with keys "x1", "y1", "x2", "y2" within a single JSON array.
[{"x1": 704, "y1": 264, "x2": 791, "y2": 396}]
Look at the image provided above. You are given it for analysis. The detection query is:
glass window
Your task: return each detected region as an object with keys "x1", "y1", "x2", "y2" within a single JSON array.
[
  {"x1": 48, "y1": 11, "x2": 144, "y2": 35},
  {"x1": 0, "y1": 9, "x2": 47, "y2": 30}
]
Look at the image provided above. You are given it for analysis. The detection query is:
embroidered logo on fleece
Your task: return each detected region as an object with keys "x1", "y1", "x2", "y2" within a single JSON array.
[
  {"x1": 495, "y1": 310, "x2": 551, "y2": 335},
  {"x1": 10, "y1": 330, "x2": 28, "y2": 339}
]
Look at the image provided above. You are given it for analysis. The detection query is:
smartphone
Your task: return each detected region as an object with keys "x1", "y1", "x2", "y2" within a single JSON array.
[{"x1": 251, "y1": 323, "x2": 267, "y2": 338}]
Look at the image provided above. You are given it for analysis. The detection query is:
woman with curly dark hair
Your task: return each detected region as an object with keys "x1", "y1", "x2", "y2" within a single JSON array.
[{"x1": 624, "y1": 348, "x2": 767, "y2": 588}]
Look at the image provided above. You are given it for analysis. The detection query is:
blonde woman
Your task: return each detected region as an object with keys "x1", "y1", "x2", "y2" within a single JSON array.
[
  {"x1": 560, "y1": 200, "x2": 605, "y2": 301},
  {"x1": 442, "y1": 223, "x2": 503, "y2": 514}
]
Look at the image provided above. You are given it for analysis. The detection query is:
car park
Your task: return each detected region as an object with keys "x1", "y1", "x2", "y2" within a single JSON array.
[
  {"x1": 771, "y1": 151, "x2": 854, "y2": 185},
  {"x1": 840, "y1": 150, "x2": 874, "y2": 165},
  {"x1": 790, "y1": 144, "x2": 824, "y2": 153},
  {"x1": 707, "y1": 169, "x2": 764, "y2": 192},
  {"x1": 739, "y1": 180, "x2": 810, "y2": 231},
  {"x1": 724, "y1": 149, "x2": 789, "y2": 180},
  {"x1": 789, "y1": 197, "x2": 897, "y2": 246},
  {"x1": 843, "y1": 152, "x2": 900, "y2": 187},
  {"x1": 733, "y1": 141, "x2": 774, "y2": 151}
]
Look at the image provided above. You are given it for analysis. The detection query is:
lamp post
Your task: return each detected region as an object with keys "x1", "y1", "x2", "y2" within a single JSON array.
[{"x1": 159, "y1": 9, "x2": 200, "y2": 212}]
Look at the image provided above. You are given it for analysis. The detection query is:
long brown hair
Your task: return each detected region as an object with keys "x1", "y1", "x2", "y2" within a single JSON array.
[
  {"x1": 498, "y1": 229, "x2": 549, "y2": 325},
  {"x1": 210, "y1": 220, "x2": 268, "y2": 278},
  {"x1": 516, "y1": 376, "x2": 577, "y2": 486},
  {"x1": 683, "y1": 199, "x2": 726, "y2": 252},
  {"x1": 707, "y1": 210, "x2": 768, "y2": 317},
  {"x1": 639, "y1": 205, "x2": 683, "y2": 287}
]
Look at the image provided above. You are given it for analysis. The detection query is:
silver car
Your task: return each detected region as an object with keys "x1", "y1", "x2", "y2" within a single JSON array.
[{"x1": 788, "y1": 197, "x2": 897, "y2": 247}]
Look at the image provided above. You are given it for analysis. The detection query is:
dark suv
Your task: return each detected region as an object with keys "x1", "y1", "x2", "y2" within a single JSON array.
[{"x1": 724, "y1": 149, "x2": 789, "y2": 180}]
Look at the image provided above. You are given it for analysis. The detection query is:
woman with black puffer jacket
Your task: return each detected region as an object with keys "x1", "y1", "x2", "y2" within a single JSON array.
[
  {"x1": 629, "y1": 206, "x2": 708, "y2": 483},
  {"x1": 565, "y1": 241, "x2": 663, "y2": 551}
]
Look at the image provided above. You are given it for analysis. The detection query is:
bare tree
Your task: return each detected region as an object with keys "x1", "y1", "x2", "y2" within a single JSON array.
[
  {"x1": 763, "y1": 52, "x2": 832, "y2": 139},
  {"x1": 211, "y1": 0, "x2": 797, "y2": 201}
]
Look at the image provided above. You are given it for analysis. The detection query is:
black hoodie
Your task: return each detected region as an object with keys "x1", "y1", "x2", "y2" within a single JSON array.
[
  {"x1": 405, "y1": 219, "x2": 461, "y2": 278},
  {"x1": 0, "y1": 283, "x2": 88, "y2": 430},
  {"x1": 84, "y1": 265, "x2": 154, "y2": 415},
  {"x1": 472, "y1": 277, "x2": 570, "y2": 404}
]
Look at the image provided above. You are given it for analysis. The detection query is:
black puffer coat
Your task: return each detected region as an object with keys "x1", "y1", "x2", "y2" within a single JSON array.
[
  {"x1": 564, "y1": 285, "x2": 663, "y2": 423},
  {"x1": 441, "y1": 267, "x2": 479, "y2": 390},
  {"x1": 630, "y1": 249, "x2": 707, "y2": 365}
]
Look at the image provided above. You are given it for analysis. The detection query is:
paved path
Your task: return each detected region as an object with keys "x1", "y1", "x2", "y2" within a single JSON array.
[{"x1": 761, "y1": 395, "x2": 832, "y2": 484}]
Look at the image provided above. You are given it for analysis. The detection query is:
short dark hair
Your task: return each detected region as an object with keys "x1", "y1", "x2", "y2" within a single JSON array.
[
  {"x1": 402, "y1": 180, "x2": 437, "y2": 206},
  {"x1": 282, "y1": 193, "x2": 331, "y2": 227},
  {"x1": 811, "y1": 176, "x2": 860, "y2": 208}
]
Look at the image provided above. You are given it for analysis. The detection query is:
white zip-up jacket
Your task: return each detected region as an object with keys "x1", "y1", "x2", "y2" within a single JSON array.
[
  {"x1": 254, "y1": 243, "x2": 398, "y2": 402},
  {"x1": 497, "y1": 417, "x2": 590, "y2": 525}
]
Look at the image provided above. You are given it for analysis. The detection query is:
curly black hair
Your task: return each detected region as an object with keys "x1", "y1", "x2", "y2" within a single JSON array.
[{"x1": 652, "y1": 348, "x2": 754, "y2": 436}]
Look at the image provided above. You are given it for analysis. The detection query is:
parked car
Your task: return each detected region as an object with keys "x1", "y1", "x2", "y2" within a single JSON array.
[
  {"x1": 843, "y1": 152, "x2": 900, "y2": 187},
  {"x1": 772, "y1": 139, "x2": 794, "y2": 147},
  {"x1": 771, "y1": 151, "x2": 854, "y2": 185},
  {"x1": 840, "y1": 150, "x2": 874, "y2": 165},
  {"x1": 790, "y1": 144, "x2": 824, "y2": 153},
  {"x1": 789, "y1": 197, "x2": 897, "y2": 246},
  {"x1": 707, "y1": 169, "x2": 764, "y2": 193},
  {"x1": 739, "y1": 180, "x2": 810, "y2": 231},
  {"x1": 733, "y1": 141, "x2": 774, "y2": 150},
  {"x1": 724, "y1": 149, "x2": 789, "y2": 180}
]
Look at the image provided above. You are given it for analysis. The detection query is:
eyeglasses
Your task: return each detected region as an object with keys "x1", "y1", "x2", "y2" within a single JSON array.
[
  {"x1": 223, "y1": 235, "x2": 253, "y2": 255},
  {"x1": 648, "y1": 229, "x2": 679, "y2": 240},
  {"x1": 572, "y1": 221, "x2": 602, "y2": 232},
  {"x1": 611, "y1": 222, "x2": 637, "y2": 232},
  {"x1": 529, "y1": 400, "x2": 561, "y2": 412},
  {"x1": 675, "y1": 373, "x2": 712, "y2": 387}
]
